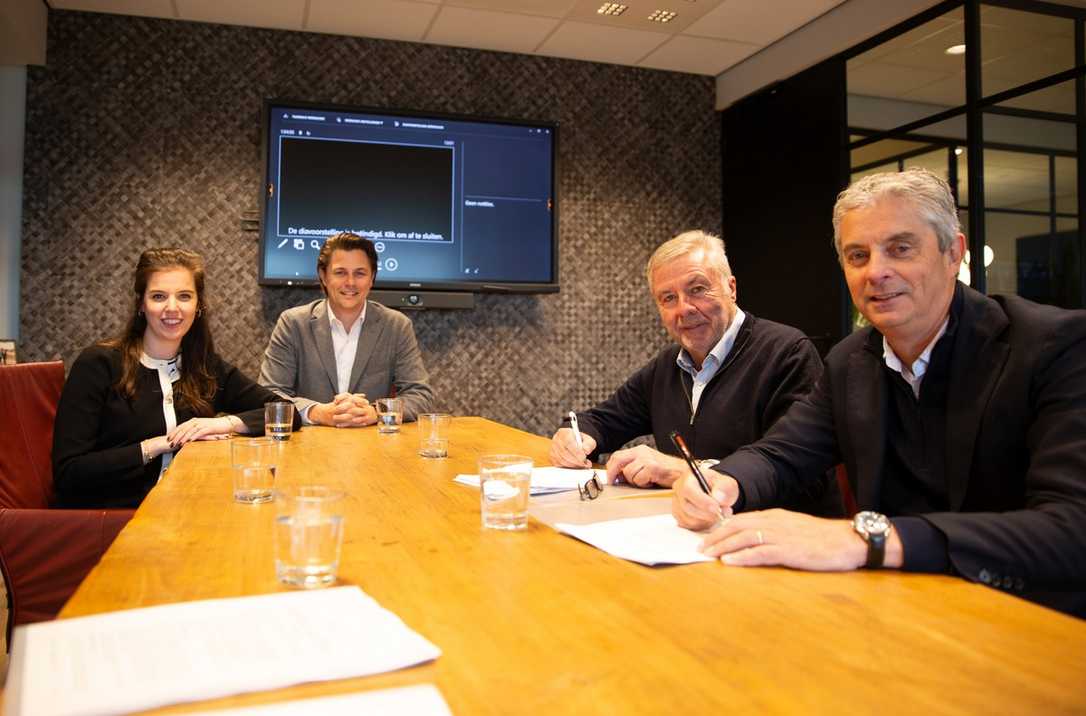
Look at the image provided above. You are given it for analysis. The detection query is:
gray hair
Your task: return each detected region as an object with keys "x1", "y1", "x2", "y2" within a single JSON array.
[
  {"x1": 832, "y1": 168, "x2": 961, "y2": 258},
  {"x1": 646, "y1": 230, "x2": 732, "y2": 289}
]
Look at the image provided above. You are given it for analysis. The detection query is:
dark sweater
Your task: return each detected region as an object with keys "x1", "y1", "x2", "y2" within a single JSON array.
[
  {"x1": 52, "y1": 344, "x2": 285, "y2": 508},
  {"x1": 568, "y1": 313, "x2": 835, "y2": 513}
]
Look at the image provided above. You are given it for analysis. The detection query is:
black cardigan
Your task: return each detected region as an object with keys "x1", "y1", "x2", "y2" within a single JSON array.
[
  {"x1": 567, "y1": 313, "x2": 835, "y2": 513},
  {"x1": 52, "y1": 344, "x2": 286, "y2": 508}
]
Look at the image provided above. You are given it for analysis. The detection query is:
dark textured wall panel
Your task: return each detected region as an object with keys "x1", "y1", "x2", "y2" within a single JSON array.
[{"x1": 21, "y1": 11, "x2": 721, "y2": 437}]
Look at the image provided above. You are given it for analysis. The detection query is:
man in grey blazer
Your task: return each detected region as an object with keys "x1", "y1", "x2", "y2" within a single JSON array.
[{"x1": 259, "y1": 232, "x2": 434, "y2": 427}]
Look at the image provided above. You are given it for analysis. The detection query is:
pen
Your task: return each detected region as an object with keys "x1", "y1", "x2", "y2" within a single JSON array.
[
  {"x1": 568, "y1": 411, "x2": 585, "y2": 453},
  {"x1": 668, "y1": 430, "x2": 713, "y2": 496}
]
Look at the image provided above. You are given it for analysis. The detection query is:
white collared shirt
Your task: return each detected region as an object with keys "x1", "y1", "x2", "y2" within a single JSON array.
[
  {"x1": 882, "y1": 317, "x2": 949, "y2": 399},
  {"x1": 676, "y1": 308, "x2": 746, "y2": 415},
  {"x1": 301, "y1": 302, "x2": 368, "y2": 426},
  {"x1": 140, "y1": 351, "x2": 180, "y2": 480},
  {"x1": 328, "y1": 301, "x2": 367, "y2": 394}
]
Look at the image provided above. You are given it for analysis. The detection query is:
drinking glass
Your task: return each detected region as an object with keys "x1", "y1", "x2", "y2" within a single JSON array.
[
  {"x1": 231, "y1": 437, "x2": 278, "y2": 503},
  {"x1": 418, "y1": 413, "x2": 451, "y2": 458},
  {"x1": 375, "y1": 397, "x2": 403, "y2": 434},
  {"x1": 274, "y1": 486, "x2": 346, "y2": 588},
  {"x1": 265, "y1": 401, "x2": 295, "y2": 442},
  {"x1": 478, "y1": 454, "x2": 533, "y2": 530}
]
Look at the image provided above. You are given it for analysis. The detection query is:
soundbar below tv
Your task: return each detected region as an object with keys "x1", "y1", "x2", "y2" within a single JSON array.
[{"x1": 259, "y1": 100, "x2": 559, "y2": 296}]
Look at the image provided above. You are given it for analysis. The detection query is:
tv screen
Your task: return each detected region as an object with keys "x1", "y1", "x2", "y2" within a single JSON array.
[{"x1": 259, "y1": 100, "x2": 558, "y2": 293}]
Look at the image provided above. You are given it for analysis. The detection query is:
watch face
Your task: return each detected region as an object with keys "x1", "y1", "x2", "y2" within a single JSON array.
[{"x1": 855, "y1": 511, "x2": 890, "y2": 537}]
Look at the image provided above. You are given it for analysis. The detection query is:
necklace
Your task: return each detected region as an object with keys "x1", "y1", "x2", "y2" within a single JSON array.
[{"x1": 679, "y1": 371, "x2": 695, "y2": 425}]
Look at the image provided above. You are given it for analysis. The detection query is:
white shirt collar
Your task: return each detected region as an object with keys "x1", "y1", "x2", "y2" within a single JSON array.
[
  {"x1": 327, "y1": 301, "x2": 367, "y2": 335},
  {"x1": 140, "y1": 351, "x2": 181, "y2": 382},
  {"x1": 882, "y1": 316, "x2": 949, "y2": 398},
  {"x1": 676, "y1": 308, "x2": 746, "y2": 376}
]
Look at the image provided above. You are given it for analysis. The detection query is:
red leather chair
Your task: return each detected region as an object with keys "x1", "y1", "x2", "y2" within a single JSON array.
[{"x1": 0, "y1": 361, "x2": 133, "y2": 645}]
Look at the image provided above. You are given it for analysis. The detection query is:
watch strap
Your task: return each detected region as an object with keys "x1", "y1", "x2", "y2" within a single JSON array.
[
  {"x1": 865, "y1": 530, "x2": 887, "y2": 569},
  {"x1": 854, "y1": 511, "x2": 890, "y2": 569}
]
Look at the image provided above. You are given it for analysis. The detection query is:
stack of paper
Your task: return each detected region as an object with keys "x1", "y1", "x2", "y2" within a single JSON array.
[
  {"x1": 454, "y1": 466, "x2": 598, "y2": 495},
  {"x1": 555, "y1": 513, "x2": 715, "y2": 566},
  {"x1": 5, "y1": 587, "x2": 441, "y2": 716}
]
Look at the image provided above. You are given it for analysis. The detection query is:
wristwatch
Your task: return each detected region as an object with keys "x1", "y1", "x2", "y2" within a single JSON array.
[
  {"x1": 696, "y1": 459, "x2": 719, "y2": 475},
  {"x1": 853, "y1": 511, "x2": 892, "y2": 569}
]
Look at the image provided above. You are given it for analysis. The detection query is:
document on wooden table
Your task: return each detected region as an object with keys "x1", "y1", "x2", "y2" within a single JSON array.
[
  {"x1": 556, "y1": 513, "x2": 715, "y2": 566},
  {"x1": 455, "y1": 465, "x2": 596, "y2": 495},
  {"x1": 5, "y1": 587, "x2": 441, "y2": 716},
  {"x1": 189, "y1": 684, "x2": 452, "y2": 715}
]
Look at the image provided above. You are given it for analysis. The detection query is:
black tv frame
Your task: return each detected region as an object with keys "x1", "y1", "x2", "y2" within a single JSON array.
[{"x1": 258, "y1": 99, "x2": 560, "y2": 296}]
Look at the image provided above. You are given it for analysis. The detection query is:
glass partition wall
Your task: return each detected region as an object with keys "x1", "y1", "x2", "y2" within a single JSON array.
[{"x1": 844, "y1": 0, "x2": 1085, "y2": 329}]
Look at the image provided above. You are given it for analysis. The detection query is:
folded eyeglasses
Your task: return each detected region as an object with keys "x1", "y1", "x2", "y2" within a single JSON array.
[{"x1": 578, "y1": 472, "x2": 605, "y2": 501}]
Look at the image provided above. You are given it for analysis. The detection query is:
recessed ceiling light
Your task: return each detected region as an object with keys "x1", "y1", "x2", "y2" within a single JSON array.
[
  {"x1": 648, "y1": 9, "x2": 677, "y2": 23},
  {"x1": 597, "y1": 2, "x2": 628, "y2": 15},
  {"x1": 945, "y1": 44, "x2": 966, "y2": 55}
]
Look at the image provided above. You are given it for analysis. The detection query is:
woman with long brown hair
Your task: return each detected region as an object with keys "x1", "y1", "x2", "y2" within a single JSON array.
[{"x1": 52, "y1": 248, "x2": 293, "y2": 508}]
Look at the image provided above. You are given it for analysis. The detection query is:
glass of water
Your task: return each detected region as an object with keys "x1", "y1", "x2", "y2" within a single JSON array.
[
  {"x1": 418, "y1": 413, "x2": 451, "y2": 458},
  {"x1": 375, "y1": 397, "x2": 403, "y2": 434},
  {"x1": 274, "y1": 486, "x2": 346, "y2": 588},
  {"x1": 264, "y1": 401, "x2": 295, "y2": 442},
  {"x1": 478, "y1": 454, "x2": 533, "y2": 530},
  {"x1": 231, "y1": 437, "x2": 278, "y2": 504}
]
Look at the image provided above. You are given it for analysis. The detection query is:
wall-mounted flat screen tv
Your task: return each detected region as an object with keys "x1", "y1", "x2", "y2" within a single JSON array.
[{"x1": 259, "y1": 100, "x2": 558, "y2": 293}]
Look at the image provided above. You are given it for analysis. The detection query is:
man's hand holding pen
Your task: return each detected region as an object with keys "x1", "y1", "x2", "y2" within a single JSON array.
[
  {"x1": 549, "y1": 427, "x2": 597, "y2": 468},
  {"x1": 672, "y1": 469, "x2": 739, "y2": 529}
]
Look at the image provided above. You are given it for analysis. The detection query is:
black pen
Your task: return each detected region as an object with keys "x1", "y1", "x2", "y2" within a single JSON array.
[{"x1": 668, "y1": 430, "x2": 713, "y2": 496}]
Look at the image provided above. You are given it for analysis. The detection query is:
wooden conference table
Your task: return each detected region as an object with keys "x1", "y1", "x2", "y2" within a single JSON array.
[{"x1": 61, "y1": 418, "x2": 1086, "y2": 714}]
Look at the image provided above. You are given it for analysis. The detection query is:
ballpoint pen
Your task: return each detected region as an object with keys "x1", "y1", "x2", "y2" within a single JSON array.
[
  {"x1": 669, "y1": 430, "x2": 727, "y2": 525},
  {"x1": 668, "y1": 430, "x2": 712, "y2": 496},
  {"x1": 568, "y1": 411, "x2": 585, "y2": 453}
]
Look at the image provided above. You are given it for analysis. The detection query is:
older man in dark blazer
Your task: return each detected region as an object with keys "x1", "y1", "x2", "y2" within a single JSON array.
[
  {"x1": 671, "y1": 168, "x2": 1086, "y2": 617},
  {"x1": 259, "y1": 232, "x2": 434, "y2": 426}
]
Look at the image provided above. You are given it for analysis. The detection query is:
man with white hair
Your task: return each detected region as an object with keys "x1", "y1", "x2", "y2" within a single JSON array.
[
  {"x1": 552, "y1": 230, "x2": 834, "y2": 514},
  {"x1": 671, "y1": 169, "x2": 1086, "y2": 616}
]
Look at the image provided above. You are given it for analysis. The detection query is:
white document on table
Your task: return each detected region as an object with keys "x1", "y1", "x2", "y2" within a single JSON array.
[
  {"x1": 555, "y1": 513, "x2": 715, "y2": 566},
  {"x1": 4, "y1": 587, "x2": 441, "y2": 716},
  {"x1": 455, "y1": 466, "x2": 597, "y2": 495},
  {"x1": 189, "y1": 684, "x2": 452, "y2": 715}
]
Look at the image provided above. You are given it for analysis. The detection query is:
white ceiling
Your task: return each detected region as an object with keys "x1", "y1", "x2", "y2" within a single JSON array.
[
  {"x1": 845, "y1": 0, "x2": 1085, "y2": 230},
  {"x1": 848, "y1": 3, "x2": 1086, "y2": 114},
  {"x1": 47, "y1": 0, "x2": 848, "y2": 76}
]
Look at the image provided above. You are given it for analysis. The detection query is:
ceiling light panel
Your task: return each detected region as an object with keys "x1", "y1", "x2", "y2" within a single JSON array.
[
  {"x1": 598, "y1": 3, "x2": 628, "y2": 15},
  {"x1": 571, "y1": 0, "x2": 722, "y2": 33},
  {"x1": 648, "y1": 10, "x2": 677, "y2": 23}
]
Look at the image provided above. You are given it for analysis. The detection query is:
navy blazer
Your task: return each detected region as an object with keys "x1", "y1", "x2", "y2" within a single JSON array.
[{"x1": 718, "y1": 283, "x2": 1086, "y2": 615}]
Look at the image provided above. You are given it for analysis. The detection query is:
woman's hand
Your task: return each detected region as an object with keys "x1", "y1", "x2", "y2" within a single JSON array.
[
  {"x1": 141, "y1": 435, "x2": 175, "y2": 463},
  {"x1": 168, "y1": 417, "x2": 235, "y2": 447}
]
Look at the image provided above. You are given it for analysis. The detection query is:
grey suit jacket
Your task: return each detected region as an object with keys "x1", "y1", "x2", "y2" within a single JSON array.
[{"x1": 259, "y1": 299, "x2": 434, "y2": 421}]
